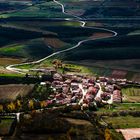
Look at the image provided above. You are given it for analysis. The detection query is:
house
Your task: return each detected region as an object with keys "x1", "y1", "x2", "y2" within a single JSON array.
[
  {"x1": 113, "y1": 90, "x2": 122, "y2": 103},
  {"x1": 71, "y1": 83, "x2": 79, "y2": 90},
  {"x1": 53, "y1": 73, "x2": 63, "y2": 81},
  {"x1": 87, "y1": 86, "x2": 98, "y2": 96}
]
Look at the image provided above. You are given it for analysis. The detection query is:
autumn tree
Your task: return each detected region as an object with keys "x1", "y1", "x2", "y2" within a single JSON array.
[
  {"x1": 52, "y1": 59, "x2": 62, "y2": 69},
  {"x1": 104, "y1": 128, "x2": 112, "y2": 140},
  {"x1": 16, "y1": 100, "x2": 22, "y2": 111},
  {"x1": 7, "y1": 102, "x2": 16, "y2": 112},
  {"x1": 0, "y1": 105, "x2": 3, "y2": 112},
  {"x1": 28, "y1": 100, "x2": 34, "y2": 110}
]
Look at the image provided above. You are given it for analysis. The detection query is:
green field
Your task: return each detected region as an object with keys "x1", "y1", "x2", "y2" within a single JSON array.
[
  {"x1": 59, "y1": 0, "x2": 140, "y2": 19},
  {"x1": 103, "y1": 116, "x2": 140, "y2": 129},
  {"x1": 0, "y1": 118, "x2": 15, "y2": 135},
  {"x1": 0, "y1": 38, "x2": 53, "y2": 60},
  {"x1": 0, "y1": 23, "x2": 111, "y2": 61},
  {"x1": 1, "y1": 1, "x2": 72, "y2": 19},
  {"x1": 97, "y1": 103, "x2": 140, "y2": 114},
  {"x1": 122, "y1": 87, "x2": 140, "y2": 103}
]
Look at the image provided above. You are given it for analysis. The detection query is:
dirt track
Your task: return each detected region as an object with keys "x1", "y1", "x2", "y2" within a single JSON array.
[{"x1": 117, "y1": 128, "x2": 140, "y2": 140}]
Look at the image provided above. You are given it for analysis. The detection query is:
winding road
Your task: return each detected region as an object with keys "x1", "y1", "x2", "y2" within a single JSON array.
[{"x1": 6, "y1": 0, "x2": 117, "y2": 74}]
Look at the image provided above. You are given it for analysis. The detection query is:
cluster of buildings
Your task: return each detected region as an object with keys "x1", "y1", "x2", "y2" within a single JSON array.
[{"x1": 40, "y1": 72, "x2": 123, "y2": 110}]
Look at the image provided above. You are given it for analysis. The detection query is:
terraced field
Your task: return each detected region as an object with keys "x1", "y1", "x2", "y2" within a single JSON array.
[{"x1": 0, "y1": 84, "x2": 34, "y2": 102}]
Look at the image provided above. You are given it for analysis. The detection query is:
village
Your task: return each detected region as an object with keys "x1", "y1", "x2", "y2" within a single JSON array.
[
  {"x1": 33, "y1": 67, "x2": 124, "y2": 110},
  {"x1": 1, "y1": 58, "x2": 140, "y2": 113}
]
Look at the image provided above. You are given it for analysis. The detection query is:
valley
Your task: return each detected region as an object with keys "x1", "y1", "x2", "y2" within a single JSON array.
[{"x1": 0, "y1": 0, "x2": 140, "y2": 140}]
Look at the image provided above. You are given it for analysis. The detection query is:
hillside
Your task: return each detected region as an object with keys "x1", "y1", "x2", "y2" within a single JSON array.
[
  {"x1": 3, "y1": 110, "x2": 124, "y2": 140},
  {"x1": 60, "y1": 0, "x2": 140, "y2": 19}
]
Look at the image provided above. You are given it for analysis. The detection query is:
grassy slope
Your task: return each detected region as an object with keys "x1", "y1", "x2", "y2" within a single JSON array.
[
  {"x1": 55, "y1": 34, "x2": 140, "y2": 61},
  {"x1": 0, "y1": 21, "x2": 112, "y2": 60},
  {"x1": 0, "y1": 38, "x2": 53, "y2": 60},
  {"x1": 59, "y1": 0, "x2": 140, "y2": 19},
  {"x1": 1, "y1": 1, "x2": 71, "y2": 18}
]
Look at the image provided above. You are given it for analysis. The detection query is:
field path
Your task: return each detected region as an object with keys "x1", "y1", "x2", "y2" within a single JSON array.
[
  {"x1": 6, "y1": 0, "x2": 117, "y2": 74},
  {"x1": 117, "y1": 128, "x2": 140, "y2": 140}
]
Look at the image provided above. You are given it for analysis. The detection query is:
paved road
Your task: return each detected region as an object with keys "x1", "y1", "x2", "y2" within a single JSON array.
[{"x1": 6, "y1": 0, "x2": 117, "y2": 74}]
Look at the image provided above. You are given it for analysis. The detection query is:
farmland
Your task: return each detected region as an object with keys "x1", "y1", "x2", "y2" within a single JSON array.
[
  {"x1": 0, "y1": 1, "x2": 72, "y2": 19},
  {"x1": 122, "y1": 87, "x2": 140, "y2": 103},
  {"x1": 0, "y1": 118, "x2": 16, "y2": 136},
  {"x1": 103, "y1": 116, "x2": 140, "y2": 129},
  {"x1": 0, "y1": 58, "x2": 22, "y2": 66},
  {"x1": 0, "y1": 84, "x2": 34, "y2": 102},
  {"x1": 0, "y1": 1, "x2": 139, "y2": 140},
  {"x1": 0, "y1": 22, "x2": 113, "y2": 61},
  {"x1": 59, "y1": 0, "x2": 140, "y2": 19},
  {"x1": 0, "y1": 0, "x2": 139, "y2": 78}
]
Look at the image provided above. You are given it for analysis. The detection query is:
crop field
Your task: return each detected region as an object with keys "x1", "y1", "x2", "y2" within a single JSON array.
[
  {"x1": 89, "y1": 32, "x2": 113, "y2": 40},
  {"x1": 0, "y1": 57, "x2": 22, "y2": 66},
  {"x1": 103, "y1": 116, "x2": 140, "y2": 129},
  {"x1": 53, "y1": 31, "x2": 140, "y2": 78},
  {"x1": 0, "y1": 26, "x2": 42, "y2": 47},
  {"x1": 0, "y1": 67, "x2": 16, "y2": 75},
  {"x1": 44, "y1": 37, "x2": 69, "y2": 49},
  {"x1": 0, "y1": 38, "x2": 53, "y2": 60},
  {"x1": 122, "y1": 87, "x2": 140, "y2": 103},
  {"x1": 0, "y1": 0, "x2": 139, "y2": 80},
  {"x1": 0, "y1": 84, "x2": 34, "y2": 102},
  {"x1": 60, "y1": 0, "x2": 140, "y2": 19},
  {"x1": 1, "y1": 1, "x2": 72, "y2": 19},
  {"x1": 0, "y1": 118, "x2": 15, "y2": 136},
  {"x1": 0, "y1": 20, "x2": 81, "y2": 33},
  {"x1": 0, "y1": 21, "x2": 112, "y2": 61},
  {"x1": 0, "y1": 2, "x2": 27, "y2": 14}
]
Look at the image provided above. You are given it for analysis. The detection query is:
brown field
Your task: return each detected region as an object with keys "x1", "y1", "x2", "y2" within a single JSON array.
[
  {"x1": 66, "y1": 9, "x2": 85, "y2": 16},
  {"x1": 132, "y1": 74, "x2": 140, "y2": 82},
  {"x1": 0, "y1": 57, "x2": 22, "y2": 66},
  {"x1": 0, "y1": 67, "x2": 16, "y2": 74},
  {"x1": 123, "y1": 95, "x2": 140, "y2": 103},
  {"x1": 87, "y1": 22, "x2": 103, "y2": 27},
  {"x1": 89, "y1": 32, "x2": 113, "y2": 40},
  {"x1": 44, "y1": 37, "x2": 68, "y2": 48},
  {"x1": 0, "y1": 84, "x2": 34, "y2": 102},
  {"x1": 111, "y1": 70, "x2": 127, "y2": 79}
]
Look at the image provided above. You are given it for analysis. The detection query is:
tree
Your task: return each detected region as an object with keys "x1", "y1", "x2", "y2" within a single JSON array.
[
  {"x1": 104, "y1": 128, "x2": 112, "y2": 140},
  {"x1": 16, "y1": 100, "x2": 22, "y2": 111},
  {"x1": 40, "y1": 100, "x2": 47, "y2": 108},
  {"x1": 28, "y1": 100, "x2": 34, "y2": 110},
  {"x1": 52, "y1": 59, "x2": 62, "y2": 69},
  {"x1": 7, "y1": 102, "x2": 16, "y2": 112},
  {"x1": 0, "y1": 105, "x2": 3, "y2": 112}
]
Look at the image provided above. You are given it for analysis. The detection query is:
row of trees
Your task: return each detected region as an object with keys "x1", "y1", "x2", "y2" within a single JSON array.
[
  {"x1": 0, "y1": 83, "x2": 54, "y2": 113},
  {"x1": 0, "y1": 98, "x2": 52, "y2": 113}
]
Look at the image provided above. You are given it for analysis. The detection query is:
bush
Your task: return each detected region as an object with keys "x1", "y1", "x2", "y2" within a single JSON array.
[{"x1": 119, "y1": 111, "x2": 128, "y2": 116}]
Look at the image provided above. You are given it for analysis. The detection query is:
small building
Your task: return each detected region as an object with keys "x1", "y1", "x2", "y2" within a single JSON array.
[{"x1": 113, "y1": 90, "x2": 122, "y2": 103}]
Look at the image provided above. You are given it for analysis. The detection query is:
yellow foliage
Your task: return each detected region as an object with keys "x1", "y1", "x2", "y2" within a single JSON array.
[
  {"x1": 40, "y1": 101, "x2": 46, "y2": 108},
  {"x1": 0, "y1": 104, "x2": 3, "y2": 112},
  {"x1": 17, "y1": 100, "x2": 22, "y2": 108},
  {"x1": 28, "y1": 100, "x2": 34, "y2": 109},
  {"x1": 7, "y1": 102, "x2": 16, "y2": 111},
  {"x1": 105, "y1": 128, "x2": 112, "y2": 140}
]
